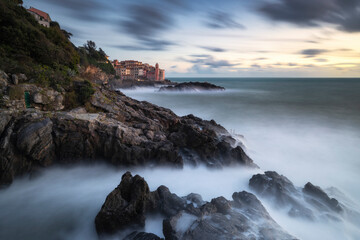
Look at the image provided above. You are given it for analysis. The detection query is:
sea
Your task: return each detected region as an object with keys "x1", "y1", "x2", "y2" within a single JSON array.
[{"x1": 0, "y1": 78, "x2": 359, "y2": 239}]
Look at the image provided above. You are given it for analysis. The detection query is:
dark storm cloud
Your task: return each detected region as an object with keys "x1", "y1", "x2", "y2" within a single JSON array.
[
  {"x1": 119, "y1": 1, "x2": 189, "y2": 50},
  {"x1": 259, "y1": 0, "x2": 360, "y2": 32},
  {"x1": 205, "y1": 11, "x2": 245, "y2": 29},
  {"x1": 200, "y1": 46, "x2": 227, "y2": 52},
  {"x1": 300, "y1": 49, "x2": 328, "y2": 58}
]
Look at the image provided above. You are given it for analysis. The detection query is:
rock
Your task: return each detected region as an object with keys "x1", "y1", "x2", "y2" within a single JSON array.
[
  {"x1": 33, "y1": 92, "x2": 43, "y2": 104},
  {"x1": 18, "y1": 74, "x2": 27, "y2": 82},
  {"x1": 303, "y1": 182, "x2": 343, "y2": 213},
  {"x1": 96, "y1": 173, "x2": 296, "y2": 240},
  {"x1": 0, "y1": 70, "x2": 9, "y2": 90},
  {"x1": 95, "y1": 172, "x2": 151, "y2": 234},
  {"x1": 0, "y1": 83, "x2": 254, "y2": 185},
  {"x1": 249, "y1": 171, "x2": 349, "y2": 222},
  {"x1": 163, "y1": 191, "x2": 296, "y2": 240},
  {"x1": 124, "y1": 231, "x2": 163, "y2": 240},
  {"x1": 159, "y1": 82, "x2": 225, "y2": 92},
  {"x1": 16, "y1": 118, "x2": 54, "y2": 165},
  {"x1": 11, "y1": 74, "x2": 18, "y2": 85}
]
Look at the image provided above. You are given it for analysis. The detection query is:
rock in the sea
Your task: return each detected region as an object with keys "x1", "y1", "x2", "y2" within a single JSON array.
[
  {"x1": 303, "y1": 182, "x2": 343, "y2": 213},
  {"x1": 249, "y1": 171, "x2": 350, "y2": 222},
  {"x1": 95, "y1": 172, "x2": 151, "y2": 234},
  {"x1": 96, "y1": 172, "x2": 296, "y2": 240},
  {"x1": 159, "y1": 82, "x2": 225, "y2": 92},
  {"x1": 124, "y1": 231, "x2": 163, "y2": 240}
]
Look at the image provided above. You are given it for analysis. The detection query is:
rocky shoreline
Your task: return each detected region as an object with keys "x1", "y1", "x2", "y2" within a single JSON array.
[
  {"x1": 1, "y1": 69, "x2": 358, "y2": 240},
  {"x1": 0, "y1": 73, "x2": 253, "y2": 186}
]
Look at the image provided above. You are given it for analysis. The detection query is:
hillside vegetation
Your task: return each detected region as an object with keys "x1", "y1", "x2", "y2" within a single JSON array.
[{"x1": 0, "y1": 0, "x2": 115, "y2": 108}]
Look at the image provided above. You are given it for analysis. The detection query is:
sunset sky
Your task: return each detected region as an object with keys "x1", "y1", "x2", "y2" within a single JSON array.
[{"x1": 23, "y1": 0, "x2": 360, "y2": 77}]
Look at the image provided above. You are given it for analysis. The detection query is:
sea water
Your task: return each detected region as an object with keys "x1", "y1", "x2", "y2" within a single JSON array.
[{"x1": 0, "y1": 78, "x2": 359, "y2": 239}]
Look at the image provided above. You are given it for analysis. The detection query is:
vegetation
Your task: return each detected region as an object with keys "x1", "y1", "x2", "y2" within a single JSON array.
[
  {"x1": 0, "y1": 0, "x2": 79, "y2": 78},
  {"x1": 0, "y1": 0, "x2": 115, "y2": 109},
  {"x1": 78, "y1": 41, "x2": 115, "y2": 75}
]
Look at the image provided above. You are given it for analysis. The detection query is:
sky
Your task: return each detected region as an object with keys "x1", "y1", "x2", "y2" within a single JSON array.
[{"x1": 23, "y1": 0, "x2": 360, "y2": 77}]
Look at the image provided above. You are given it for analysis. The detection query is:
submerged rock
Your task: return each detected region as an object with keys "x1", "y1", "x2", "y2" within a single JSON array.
[
  {"x1": 159, "y1": 82, "x2": 225, "y2": 92},
  {"x1": 96, "y1": 172, "x2": 296, "y2": 240}
]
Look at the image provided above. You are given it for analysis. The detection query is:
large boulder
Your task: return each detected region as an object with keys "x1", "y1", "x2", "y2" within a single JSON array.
[{"x1": 95, "y1": 172, "x2": 151, "y2": 234}]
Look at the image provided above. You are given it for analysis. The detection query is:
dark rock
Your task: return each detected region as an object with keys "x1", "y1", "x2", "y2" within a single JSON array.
[
  {"x1": 0, "y1": 83, "x2": 254, "y2": 185},
  {"x1": 163, "y1": 191, "x2": 296, "y2": 240},
  {"x1": 159, "y1": 82, "x2": 225, "y2": 92},
  {"x1": 249, "y1": 171, "x2": 349, "y2": 222},
  {"x1": 124, "y1": 231, "x2": 163, "y2": 240},
  {"x1": 96, "y1": 172, "x2": 296, "y2": 240},
  {"x1": 16, "y1": 118, "x2": 54, "y2": 165},
  {"x1": 303, "y1": 182, "x2": 343, "y2": 213},
  {"x1": 95, "y1": 172, "x2": 151, "y2": 234}
]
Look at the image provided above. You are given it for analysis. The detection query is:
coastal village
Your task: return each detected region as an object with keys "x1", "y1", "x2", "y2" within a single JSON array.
[
  {"x1": 111, "y1": 60, "x2": 165, "y2": 81},
  {"x1": 27, "y1": 7, "x2": 166, "y2": 82}
]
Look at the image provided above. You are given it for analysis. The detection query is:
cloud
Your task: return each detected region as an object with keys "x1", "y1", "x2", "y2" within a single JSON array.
[
  {"x1": 205, "y1": 10, "x2": 245, "y2": 29},
  {"x1": 41, "y1": 0, "x2": 107, "y2": 22},
  {"x1": 183, "y1": 55, "x2": 238, "y2": 70},
  {"x1": 259, "y1": 0, "x2": 360, "y2": 32},
  {"x1": 251, "y1": 64, "x2": 261, "y2": 68},
  {"x1": 300, "y1": 49, "x2": 328, "y2": 58},
  {"x1": 118, "y1": 1, "x2": 189, "y2": 50},
  {"x1": 315, "y1": 58, "x2": 328, "y2": 62},
  {"x1": 200, "y1": 46, "x2": 227, "y2": 52}
]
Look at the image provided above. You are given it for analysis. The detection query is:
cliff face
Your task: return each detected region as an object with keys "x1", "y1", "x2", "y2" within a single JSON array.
[{"x1": 0, "y1": 83, "x2": 255, "y2": 186}]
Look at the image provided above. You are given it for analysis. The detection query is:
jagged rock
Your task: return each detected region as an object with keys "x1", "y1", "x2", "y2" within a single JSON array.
[
  {"x1": 95, "y1": 172, "x2": 151, "y2": 234},
  {"x1": 163, "y1": 191, "x2": 296, "y2": 240},
  {"x1": 96, "y1": 173, "x2": 296, "y2": 240},
  {"x1": 124, "y1": 231, "x2": 163, "y2": 240},
  {"x1": 16, "y1": 118, "x2": 54, "y2": 165},
  {"x1": 303, "y1": 182, "x2": 343, "y2": 213},
  {"x1": 249, "y1": 171, "x2": 352, "y2": 222},
  {"x1": 159, "y1": 82, "x2": 225, "y2": 92},
  {"x1": 0, "y1": 83, "x2": 254, "y2": 186}
]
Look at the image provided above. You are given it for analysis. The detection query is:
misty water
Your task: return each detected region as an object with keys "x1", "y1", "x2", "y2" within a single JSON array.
[{"x1": 1, "y1": 78, "x2": 360, "y2": 239}]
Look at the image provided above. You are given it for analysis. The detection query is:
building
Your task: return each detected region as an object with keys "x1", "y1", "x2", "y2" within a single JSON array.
[
  {"x1": 159, "y1": 69, "x2": 165, "y2": 81},
  {"x1": 27, "y1": 7, "x2": 51, "y2": 28},
  {"x1": 112, "y1": 59, "x2": 165, "y2": 81}
]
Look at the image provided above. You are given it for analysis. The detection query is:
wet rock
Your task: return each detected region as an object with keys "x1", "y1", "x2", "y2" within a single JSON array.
[
  {"x1": 303, "y1": 182, "x2": 343, "y2": 213},
  {"x1": 159, "y1": 82, "x2": 225, "y2": 92},
  {"x1": 124, "y1": 231, "x2": 163, "y2": 240},
  {"x1": 95, "y1": 172, "x2": 151, "y2": 234},
  {"x1": 163, "y1": 191, "x2": 296, "y2": 240},
  {"x1": 97, "y1": 173, "x2": 296, "y2": 240},
  {"x1": 249, "y1": 171, "x2": 350, "y2": 222}
]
